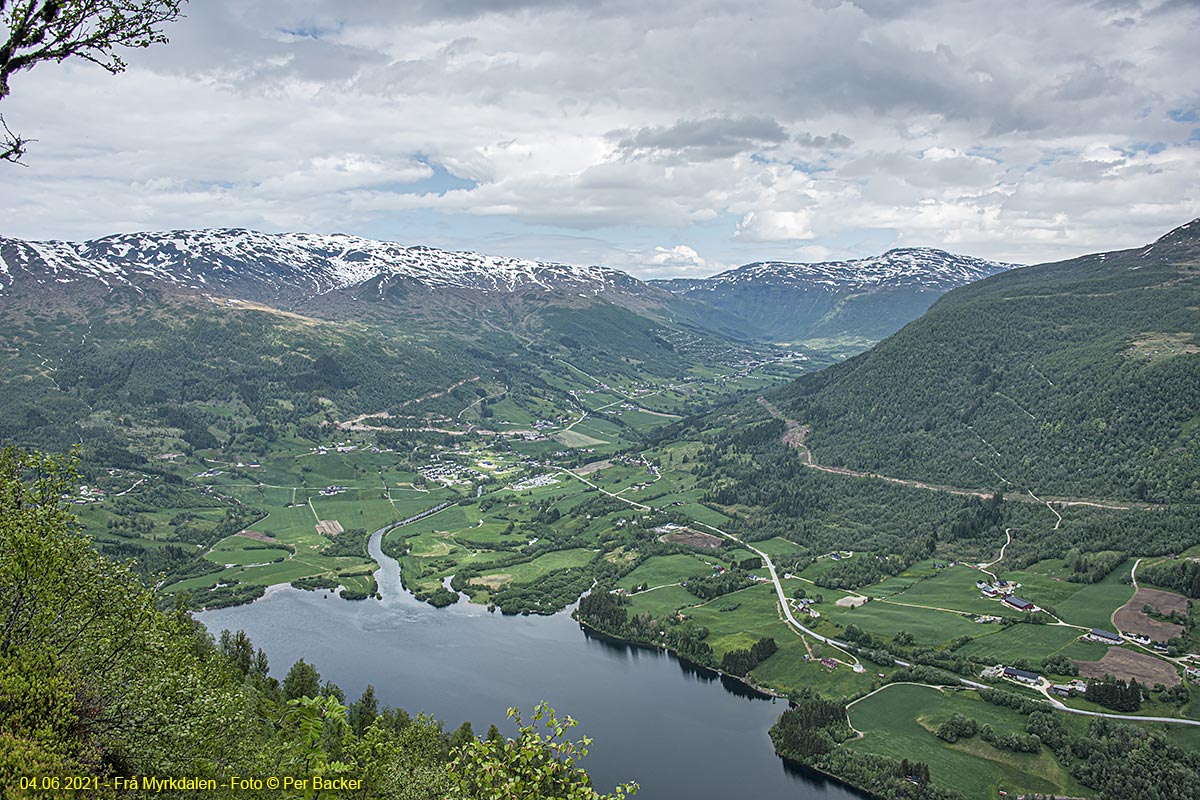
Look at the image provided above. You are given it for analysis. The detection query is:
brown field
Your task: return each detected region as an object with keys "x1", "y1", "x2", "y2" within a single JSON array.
[
  {"x1": 836, "y1": 596, "x2": 868, "y2": 608},
  {"x1": 660, "y1": 529, "x2": 724, "y2": 550},
  {"x1": 1136, "y1": 587, "x2": 1189, "y2": 615},
  {"x1": 573, "y1": 459, "x2": 612, "y2": 476},
  {"x1": 315, "y1": 520, "x2": 344, "y2": 536},
  {"x1": 236, "y1": 529, "x2": 275, "y2": 542},
  {"x1": 1113, "y1": 588, "x2": 1186, "y2": 641},
  {"x1": 1074, "y1": 648, "x2": 1180, "y2": 687},
  {"x1": 472, "y1": 574, "x2": 511, "y2": 590}
]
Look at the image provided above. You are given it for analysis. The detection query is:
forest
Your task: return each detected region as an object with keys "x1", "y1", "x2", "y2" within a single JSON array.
[{"x1": 772, "y1": 232, "x2": 1200, "y2": 504}]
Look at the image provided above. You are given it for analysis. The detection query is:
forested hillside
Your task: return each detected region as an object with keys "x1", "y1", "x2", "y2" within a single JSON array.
[
  {"x1": 774, "y1": 219, "x2": 1200, "y2": 503},
  {"x1": 0, "y1": 277, "x2": 779, "y2": 470}
]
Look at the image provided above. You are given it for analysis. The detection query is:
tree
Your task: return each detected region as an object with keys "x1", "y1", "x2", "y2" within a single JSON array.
[
  {"x1": 282, "y1": 658, "x2": 321, "y2": 701},
  {"x1": 449, "y1": 704, "x2": 637, "y2": 800},
  {"x1": 1, "y1": 0, "x2": 186, "y2": 162},
  {"x1": 348, "y1": 683, "x2": 379, "y2": 736}
]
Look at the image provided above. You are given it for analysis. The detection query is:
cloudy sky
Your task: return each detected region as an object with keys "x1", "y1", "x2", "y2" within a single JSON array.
[{"x1": 2, "y1": 0, "x2": 1198, "y2": 277}]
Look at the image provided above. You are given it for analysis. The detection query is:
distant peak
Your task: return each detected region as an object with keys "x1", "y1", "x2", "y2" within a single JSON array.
[{"x1": 880, "y1": 246, "x2": 952, "y2": 256}]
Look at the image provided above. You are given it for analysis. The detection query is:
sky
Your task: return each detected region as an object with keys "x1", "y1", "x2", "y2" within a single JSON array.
[{"x1": 1, "y1": 0, "x2": 1198, "y2": 279}]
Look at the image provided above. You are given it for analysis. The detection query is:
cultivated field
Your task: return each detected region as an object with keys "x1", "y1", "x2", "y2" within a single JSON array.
[
  {"x1": 659, "y1": 528, "x2": 724, "y2": 550},
  {"x1": 1114, "y1": 588, "x2": 1187, "y2": 641},
  {"x1": 1074, "y1": 647, "x2": 1181, "y2": 687}
]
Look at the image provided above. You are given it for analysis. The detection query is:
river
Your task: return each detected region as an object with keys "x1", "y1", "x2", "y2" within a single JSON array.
[{"x1": 197, "y1": 527, "x2": 866, "y2": 799}]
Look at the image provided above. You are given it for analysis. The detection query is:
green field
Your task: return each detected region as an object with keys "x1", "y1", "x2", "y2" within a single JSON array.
[
  {"x1": 1049, "y1": 560, "x2": 1136, "y2": 630},
  {"x1": 617, "y1": 554, "x2": 713, "y2": 590},
  {"x1": 952, "y1": 623, "x2": 1093, "y2": 665},
  {"x1": 478, "y1": 547, "x2": 597, "y2": 585},
  {"x1": 870, "y1": 565, "x2": 1021, "y2": 617},
  {"x1": 820, "y1": 598, "x2": 982, "y2": 647},
  {"x1": 847, "y1": 684, "x2": 1090, "y2": 799},
  {"x1": 626, "y1": 585, "x2": 701, "y2": 617}
]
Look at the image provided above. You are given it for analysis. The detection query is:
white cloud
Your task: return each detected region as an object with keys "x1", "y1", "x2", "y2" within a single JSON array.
[
  {"x1": 0, "y1": 0, "x2": 1197, "y2": 275},
  {"x1": 650, "y1": 244, "x2": 707, "y2": 269},
  {"x1": 735, "y1": 210, "x2": 816, "y2": 242}
]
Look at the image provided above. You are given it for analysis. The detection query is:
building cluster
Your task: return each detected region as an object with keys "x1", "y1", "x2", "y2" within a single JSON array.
[
  {"x1": 65, "y1": 484, "x2": 106, "y2": 505},
  {"x1": 793, "y1": 597, "x2": 820, "y2": 619},
  {"x1": 1049, "y1": 679, "x2": 1091, "y2": 697},
  {"x1": 319, "y1": 485, "x2": 346, "y2": 496},
  {"x1": 420, "y1": 459, "x2": 484, "y2": 485},
  {"x1": 508, "y1": 474, "x2": 559, "y2": 491},
  {"x1": 983, "y1": 664, "x2": 1042, "y2": 686},
  {"x1": 975, "y1": 579, "x2": 1040, "y2": 612}
]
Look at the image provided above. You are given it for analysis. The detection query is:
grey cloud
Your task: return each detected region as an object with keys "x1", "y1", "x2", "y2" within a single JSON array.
[
  {"x1": 612, "y1": 116, "x2": 789, "y2": 161},
  {"x1": 794, "y1": 131, "x2": 854, "y2": 148},
  {"x1": 1052, "y1": 59, "x2": 1133, "y2": 102}
]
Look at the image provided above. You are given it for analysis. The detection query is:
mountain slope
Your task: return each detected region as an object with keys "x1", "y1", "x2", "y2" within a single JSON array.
[
  {"x1": 653, "y1": 248, "x2": 1014, "y2": 346},
  {"x1": 773, "y1": 220, "x2": 1200, "y2": 504},
  {"x1": 0, "y1": 228, "x2": 806, "y2": 464}
]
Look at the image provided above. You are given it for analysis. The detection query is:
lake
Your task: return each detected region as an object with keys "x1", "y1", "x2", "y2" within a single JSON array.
[{"x1": 197, "y1": 529, "x2": 865, "y2": 799}]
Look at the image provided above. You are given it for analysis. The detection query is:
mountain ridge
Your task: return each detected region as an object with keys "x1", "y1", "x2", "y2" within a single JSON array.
[
  {"x1": 654, "y1": 246, "x2": 1015, "y2": 292},
  {"x1": 650, "y1": 247, "x2": 1016, "y2": 347},
  {"x1": 0, "y1": 228, "x2": 649, "y2": 306}
]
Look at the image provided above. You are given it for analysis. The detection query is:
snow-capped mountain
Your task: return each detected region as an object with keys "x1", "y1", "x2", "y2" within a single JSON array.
[
  {"x1": 654, "y1": 248, "x2": 1013, "y2": 293},
  {"x1": 0, "y1": 228, "x2": 645, "y2": 306},
  {"x1": 651, "y1": 248, "x2": 1017, "y2": 346}
]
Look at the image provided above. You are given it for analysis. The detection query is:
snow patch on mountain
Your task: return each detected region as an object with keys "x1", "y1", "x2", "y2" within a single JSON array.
[
  {"x1": 0, "y1": 228, "x2": 635, "y2": 298},
  {"x1": 655, "y1": 248, "x2": 1016, "y2": 292}
]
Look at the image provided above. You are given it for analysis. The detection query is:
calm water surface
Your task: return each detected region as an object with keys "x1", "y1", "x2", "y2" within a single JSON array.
[{"x1": 198, "y1": 530, "x2": 865, "y2": 800}]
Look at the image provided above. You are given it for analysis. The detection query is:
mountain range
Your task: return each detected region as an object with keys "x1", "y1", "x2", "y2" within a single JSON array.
[
  {"x1": 652, "y1": 247, "x2": 1015, "y2": 346},
  {"x1": 1, "y1": 230, "x2": 1011, "y2": 352}
]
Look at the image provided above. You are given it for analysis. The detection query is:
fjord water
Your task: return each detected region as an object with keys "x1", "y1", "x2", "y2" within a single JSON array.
[{"x1": 198, "y1": 530, "x2": 865, "y2": 799}]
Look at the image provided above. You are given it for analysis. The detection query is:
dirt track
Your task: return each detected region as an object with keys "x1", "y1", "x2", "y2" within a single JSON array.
[{"x1": 756, "y1": 397, "x2": 1145, "y2": 511}]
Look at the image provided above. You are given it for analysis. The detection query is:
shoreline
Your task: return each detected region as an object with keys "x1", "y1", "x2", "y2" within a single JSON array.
[{"x1": 572, "y1": 616, "x2": 885, "y2": 799}]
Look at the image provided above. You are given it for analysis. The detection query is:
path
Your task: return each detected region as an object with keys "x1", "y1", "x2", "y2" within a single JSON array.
[
  {"x1": 337, "y1": 376, "x2": 481, "y2": 429},
  {"x1": 849, "y1": 680, "x2": 1200, "y2": 730},
  {"x1": 457, "y1": 385, "x2": 509, "y2": 420},
  {"x1": 757, "y1": 397, "x2": 1142, "y2": 511},
  {"x1": 114, "y1": 478, "x2": 146, "y2": 497},
  {"x1": 692, "y1": 520, "x2": 863, "y2": 670},
  {"x1": 978, "y1": 528, "x2": 1013, "y2": 577},
  {"x1": 557, "y1": 469, "x2": 650, "y2": 511},
  {"x1": 560, "y1": 461, "x2": 861, "y2": 667},
  {"x1": 1028, "y1": 489, "x2": 1063, "y2": 529}
]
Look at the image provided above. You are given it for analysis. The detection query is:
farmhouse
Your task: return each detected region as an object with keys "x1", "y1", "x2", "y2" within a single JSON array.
[
  {"x1": 1003, "y1": 666, "x2": 1040, "y2": 684},
  {"x1": 1086, "y1": 628, "x2": 1124, "y2": 645},
  {"x1": 1002, "y1": 595, "x2": 1036, "y2": 612}
]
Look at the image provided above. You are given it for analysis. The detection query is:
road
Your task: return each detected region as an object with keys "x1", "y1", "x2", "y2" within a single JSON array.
[
  {"x1": 556, "y1": 438, "x2": 1200, "y2": 727},
  {"x1": 690, "y1": 520, "x2": 864, "y2": 669},
  {"x1": 756, "y1": 396, "x2": 1148, "y2": 512}
]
